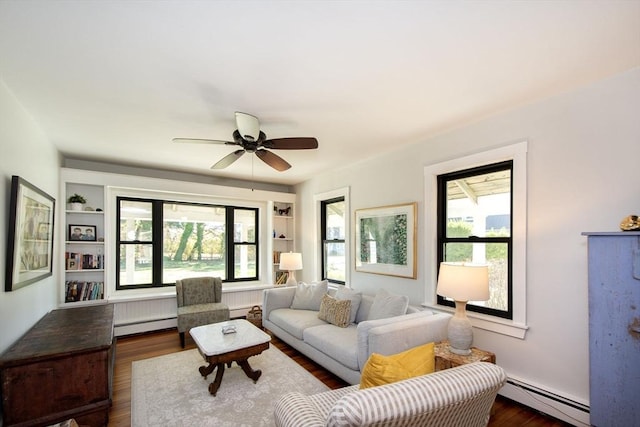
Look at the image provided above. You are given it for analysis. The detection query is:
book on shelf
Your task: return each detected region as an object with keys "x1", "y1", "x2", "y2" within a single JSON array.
[
  {"x1": 273, "y1": 251, "x2": 281, "y2": 264},
  {"x1": 65, "y1": 251, "x2": 103, "y2": 270},
  {"x1": 65, "y1": 281, "x2": 104, "y2": 302},
  {"x1": 275, "y1": 271, "x2": 288, "y2": 285}
]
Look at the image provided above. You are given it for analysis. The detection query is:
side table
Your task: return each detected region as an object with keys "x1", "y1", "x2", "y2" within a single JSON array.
[{"x1": 434, "y1": 340, "x2": 496, "y2": 371}]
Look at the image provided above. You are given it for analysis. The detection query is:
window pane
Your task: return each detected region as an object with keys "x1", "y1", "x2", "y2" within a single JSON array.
[
  {"x1": 163, "y1": 203, "x2": 226, "y2": 282},
  {"x1": 119, "y1": 244, "x2": 153, "y2": 286},
  {"x1": 234, "y1": 245, "x2": 256, "y2": 278},
  {"x1": 444, "y1": 242, "x2": 508, "y2": 311},
  {"x1": 325, "y1": 200, "x2": 345, "y2": 240},
  {"x1": 324, "y1": 242, "x2": 345, "y2": 282},
  {"x1": 446, "y1": 170, "x2": 511, "y2": 238},
  {"x1": 234, "y1": 209, "x2": 256, "y2": 243},
  {"x1": 120, "y1": 200, "x2": 152, "y2": 241}
]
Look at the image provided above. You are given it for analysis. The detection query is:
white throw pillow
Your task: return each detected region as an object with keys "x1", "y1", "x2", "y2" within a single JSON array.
[
  {"x1": 290, "y1": 280, "x2": 328, "y2": 311},
  {"x1": 335, "y1": 287, "x2": 362, "y2": 324},
  {"x1": 367, "y1": 289, "x2": 409, "y2": 320}
]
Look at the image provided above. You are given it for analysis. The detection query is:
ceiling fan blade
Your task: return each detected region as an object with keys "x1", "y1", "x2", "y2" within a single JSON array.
[
  {"x1": 235, "y1": 112, "x2": 260, "y2": 142},
  {"x1": 255, "y1": 149, "x2": 291, "y2": 171},
  {"x1": 211, "y1": 150, "x2": 245, "y2": 169},
  {"x1": 262, "y1": 137, "x2": 318, "y2": 150},
  {"x1": 173, "y1": 137, "x2": 235, "y2": 145}
]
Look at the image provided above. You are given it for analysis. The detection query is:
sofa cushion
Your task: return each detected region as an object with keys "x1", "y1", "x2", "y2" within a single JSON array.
[
  {"x1": 335, "y1": 288, "x2": 362, "y2": 324},
  {"x1": 354, "y1": 294, "x2": 375, "y2": 324},
  {"x1": 269, "y1": 308, "x2": 328, "y2": 340},
  {"x1": 303, "y1": 324, "x2": 359, "y2": 371},
  {"x1": 367, "y1": 289, "x2": 409, "y2": 320},
  {"x1": 291, "y1": 280, "x2": 328, "y2": 311},
  {"x1": 274, "y1": 385, "x2": 358, "y2": 427},
  {"x1": 359, "y1": 342, "x2": 435, "y2": 389},
  {"x1": 356, "y1": 310, "x2": 436, "y2": 371},
  {"x1": 318, "y1": 294, "x2": 351, "y2": 328}
]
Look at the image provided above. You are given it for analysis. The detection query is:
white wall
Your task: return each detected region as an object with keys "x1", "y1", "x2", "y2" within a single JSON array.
[
  {"x1": 295, "y1": 67, "x2": 640, "y2": 422},
  {"x1": 0, "y1": 79, "x2": 61, "y2": 353}
]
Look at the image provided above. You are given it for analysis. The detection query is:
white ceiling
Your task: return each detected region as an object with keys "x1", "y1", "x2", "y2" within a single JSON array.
[{"x1": 1, "y1": 1, "x2": 638, "y2": 186}]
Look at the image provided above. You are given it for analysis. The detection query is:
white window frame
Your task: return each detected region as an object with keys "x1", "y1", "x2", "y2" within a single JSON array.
[
  {"x1": 313, "y1": 187, "x2": 350, "y2": 286},
  {"x1": 423, "y1": 142, "x2": 529, "y2": 339}
]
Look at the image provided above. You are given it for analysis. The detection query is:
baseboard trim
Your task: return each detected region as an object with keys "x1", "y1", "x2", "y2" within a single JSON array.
[{"x1": 501, "y1": 377, "x2": 590, "y2": 426}]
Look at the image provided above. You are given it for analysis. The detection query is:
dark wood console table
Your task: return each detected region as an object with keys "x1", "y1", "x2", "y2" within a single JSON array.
[{"x1": 0, "y1": 304, "x2": 115, "y2": 427}]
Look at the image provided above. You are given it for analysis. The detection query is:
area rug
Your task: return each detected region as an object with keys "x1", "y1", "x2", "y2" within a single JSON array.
[{"x1": 131, "y1": 346, "x2": 330, "y2": 427}]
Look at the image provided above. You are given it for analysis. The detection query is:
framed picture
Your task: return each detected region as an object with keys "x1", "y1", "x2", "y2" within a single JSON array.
[
  {"x1": 69, "y1": 224, "x2": 97, "y2": 241},
  {"x1": 355, "y1": 202, "x2": 417, "y2": 279},
  {"x1": 5, "y1": 176, "x2": 56, "y2": 291}
]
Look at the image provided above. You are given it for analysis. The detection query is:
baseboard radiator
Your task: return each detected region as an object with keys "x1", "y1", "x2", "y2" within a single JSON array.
[
  {"x1": 501, "y1": 377, "x2": 590, "y2": 426},
  {"x1": 112, "y1": 287, "x2": 266, "y2": 337}
]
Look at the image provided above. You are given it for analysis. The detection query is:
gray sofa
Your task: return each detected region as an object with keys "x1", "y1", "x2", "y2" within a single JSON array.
[{"x1": 262, "y1": 285, "x2": 452, "y2": 385}]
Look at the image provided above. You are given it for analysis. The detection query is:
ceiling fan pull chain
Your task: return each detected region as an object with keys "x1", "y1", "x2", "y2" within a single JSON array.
[{"x1": 251, "y1": 155, "x2": 255, "y2": 191}]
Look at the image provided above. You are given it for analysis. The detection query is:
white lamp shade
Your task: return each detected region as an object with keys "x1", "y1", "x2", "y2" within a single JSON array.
[
  {"x1": 436, "y1": 263, "x2": 489, "y2": 302},
  {"x1": 279, "y1": 252, "x2": 303, "y2": 271}
]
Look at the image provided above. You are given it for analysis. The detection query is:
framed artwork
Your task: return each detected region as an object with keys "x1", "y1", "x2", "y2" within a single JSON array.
[
  {"x1": 6, "y1": 176, "x2": 56, "y2": 291},
  {"x1": 355, "y1": 202, "x2": 417, "y2": 278},
  {"x1": 69, "y1": 224, "x2": 96, "y2": 241}
]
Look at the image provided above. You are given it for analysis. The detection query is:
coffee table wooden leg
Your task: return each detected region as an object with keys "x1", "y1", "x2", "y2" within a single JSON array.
[
  {"x1": 199, "y1": 362, "x2": 216, "y2": 379},
  {"x1": 208, "y1": 363, "x2": 225, "y2": 396},
  {"x1": 238, "y1": 358, "x2": 262, "y2": 383}
]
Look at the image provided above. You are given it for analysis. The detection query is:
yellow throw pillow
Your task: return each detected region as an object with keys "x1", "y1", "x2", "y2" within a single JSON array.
[{"x1": 360, "y1": 342, "x2": 435, "y2": 389}]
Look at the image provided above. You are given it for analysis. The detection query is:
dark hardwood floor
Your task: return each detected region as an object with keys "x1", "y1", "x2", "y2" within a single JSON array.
[{"x1": 109, "y1": 328, "x2": 571, "y2": 427}]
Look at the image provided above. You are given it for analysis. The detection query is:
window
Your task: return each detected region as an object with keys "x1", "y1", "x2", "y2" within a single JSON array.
[
  {"x1": 437, "y1": 161, "x2": 512, "y2": 319},
  {"x1": 321, "y1": 197, "x2": 346, "y2": 284},
  {"x1": 424, "y1": 142, "x2": 527, "y2": 339},
  {"x1": 117, "y1": 197, "x2": 258, "y2": 289}
]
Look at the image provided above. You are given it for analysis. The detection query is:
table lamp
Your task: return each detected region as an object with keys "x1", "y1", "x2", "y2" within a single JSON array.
[
  {"x1": 436, "y1": 262, "x2": 489, "y2": 355},
  {"x1": 279, "y1": 252, "x2": 303, "y2": 286}
]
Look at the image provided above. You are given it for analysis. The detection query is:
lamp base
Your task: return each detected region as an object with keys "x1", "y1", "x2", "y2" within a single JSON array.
[
  {"x1": 448, "y1": 346, "x2": 472, "y2": 356},
  {"x1": 447, "y1": 300, "x2": 473, "y2": 356},
  {"x1": 285, "y1": 271, "x2": 297, "y2": 286}
]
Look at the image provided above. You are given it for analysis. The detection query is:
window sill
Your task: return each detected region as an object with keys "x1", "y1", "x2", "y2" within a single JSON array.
[
  {"x1": 421, "y1": 303, "x2": 529, "y2": 339},
  {"x1": 108, "y1": 289, "x2": 176, "y2": 303},
  {"x1": 221, "y1": 282, "x2": 275, "y2": 293},
  {"x1": 108, "y1": 282, "x2": 276, "y2": 303}
]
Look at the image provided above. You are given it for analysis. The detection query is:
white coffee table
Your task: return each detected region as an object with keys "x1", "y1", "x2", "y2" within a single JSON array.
[{"x1": 190, "y1": 319, "x2": 271, "y2": 396}]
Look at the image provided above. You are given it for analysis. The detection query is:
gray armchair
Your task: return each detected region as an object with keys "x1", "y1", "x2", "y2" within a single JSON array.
[{"x1": 176, "y1": 276, "x2": 230, "y2": 347}]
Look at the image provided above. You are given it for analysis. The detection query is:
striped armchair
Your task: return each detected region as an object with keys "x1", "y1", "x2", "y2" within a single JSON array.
[
  {"x1": 175, "y1": 276, "x2": 230, "y2": 347},
  {"x1": 274, "y1": 362, "x2": 506, "y2": 427}
]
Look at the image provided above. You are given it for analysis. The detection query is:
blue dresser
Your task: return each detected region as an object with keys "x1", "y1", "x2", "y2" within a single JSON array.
[{"x1": 583, "y1": 232, "x2": 640, "y2": 427}]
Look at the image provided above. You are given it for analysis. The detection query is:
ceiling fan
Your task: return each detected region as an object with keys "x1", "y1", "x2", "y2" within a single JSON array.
[{"x1": 173, "y1": 112, "x2": 318, "y2": 171}]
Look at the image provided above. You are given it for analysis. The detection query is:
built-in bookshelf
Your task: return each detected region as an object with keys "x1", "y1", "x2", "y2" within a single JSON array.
[
  {"x1": 275, "y1": 270, "x2": 289, "y2": 285},
  {"x1": 64, "y1": 281, "x2": 104, "y2": 302},
  {"x1": 272, "y1": 201, "x2": 294, "y2": 284},
  {"x1": 62, "y1": 181, "x2": 106, "y2": 306}
]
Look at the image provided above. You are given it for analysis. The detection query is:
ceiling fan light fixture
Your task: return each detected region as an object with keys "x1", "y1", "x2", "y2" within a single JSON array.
[{"x1": 235, "y1": 112, "x2": 260, "y2": 141}]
